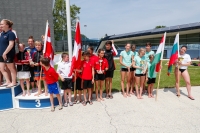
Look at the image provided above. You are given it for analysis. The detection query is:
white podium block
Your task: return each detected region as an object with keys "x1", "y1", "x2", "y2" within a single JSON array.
[{"x1": 15, "y1": 92, "x2": 63, "y2": 109}]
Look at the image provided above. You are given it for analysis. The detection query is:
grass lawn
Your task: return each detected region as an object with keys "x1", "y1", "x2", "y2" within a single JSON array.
[
  {"x1": 54, "y1": 60, "x2": 200, "y2": 92},
  {"x1": 112, "y1": 60, "x2": 200, "y2": 91}
]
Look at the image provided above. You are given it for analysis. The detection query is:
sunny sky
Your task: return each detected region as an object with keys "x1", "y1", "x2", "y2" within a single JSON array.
[{"x1": 70, "y1": 0, "x2": 200, "y2": 39}]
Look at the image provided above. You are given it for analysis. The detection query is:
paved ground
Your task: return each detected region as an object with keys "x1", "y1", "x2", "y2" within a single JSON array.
[{"x1": 0, "y1": 86, "x2": 200, "y2": 133}]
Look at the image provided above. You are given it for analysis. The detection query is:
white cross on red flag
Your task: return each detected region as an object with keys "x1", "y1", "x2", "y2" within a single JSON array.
[
  {"x1": 68, "y1": 20, "x2": 82, "y2": 77},
  {"x1": 43, "y1": 21, "x2": 54, "y2": 67}
]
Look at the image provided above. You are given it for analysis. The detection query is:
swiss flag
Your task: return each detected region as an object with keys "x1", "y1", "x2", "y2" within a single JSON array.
[
  {"x1": 43, "y1": 21, "x2": 54, "y2": 67},
  {"x1": 68, "y1": 20, "x2": 82, "y2": 77}
]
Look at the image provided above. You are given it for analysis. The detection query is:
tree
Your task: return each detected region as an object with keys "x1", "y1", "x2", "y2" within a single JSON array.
[
  {"x1": 53, "y1": 0, "x2": 81, "y2": 41},
  {"x1": 155, "y1": 25, "x2": 166, "y2": 29}
]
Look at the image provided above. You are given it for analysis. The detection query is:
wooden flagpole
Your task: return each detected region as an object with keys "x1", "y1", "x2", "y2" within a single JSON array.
[
  {"x1": 38, "y1": 20, "x2": 48, "y2": 96},
  {"x1": 156, "y1": 60, "x2": 163, "y2": 101},
  {"x1": 177, "y1": 60, "x2": 180, "y2": 97},
  {"x1": 74, "y1": 70, "x2": 77, "y2": 92}
]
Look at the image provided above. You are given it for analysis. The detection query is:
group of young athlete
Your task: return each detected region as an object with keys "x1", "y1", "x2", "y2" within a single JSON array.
[
  {"x1": 10, "y1": 40, "x2": 197, "y2": 112},
  {"x1": 119, "y1": 42, "x2": 156, "y2": 99},
  {"x1": 0, "y1": 19, "x2": 195, "y2": 113},
  {"x1": 119, "y1": 42, "x2": 194, "y2": 100}
]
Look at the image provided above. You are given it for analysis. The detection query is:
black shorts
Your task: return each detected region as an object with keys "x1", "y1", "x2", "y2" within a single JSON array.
[
  {"x1": 0, "y1": 56, "x2": 14, "y2": 63},
  {"x1": 61, "y1": 78, "x2": 73, "y2": 90},
  {"x1": 147, "y1": 77, "x2": 156, "y2": 84},
  {"x1": 73, "y1": 77, "x2": 83, "y2": 90},
  {"x1": 94, "y1": 73, "x2": 105, "y2": 81},
  {"x1": 105, "y1": 71, "x2": 114, "y2": 78},
  {"x1": 30, "y1": 67, "x2": 35, "y2": 82},
  {"x1": 179, "y1": 69, "x2": 186, "y2": 73},
  {"x1": 121, "y1": 68, "x2": 128, "y2": 71},
  {"x1": 135, "y1": 74, "x2": 146, "y2": 77},
  {"x1": 83, "y1": 80, "x2": 93, "y2": 89},
  {"x1": 130, "y1": 67, "x2": 136, "y2": 71}
]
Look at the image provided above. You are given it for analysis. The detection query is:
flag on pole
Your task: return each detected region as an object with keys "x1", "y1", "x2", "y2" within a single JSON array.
[
  {"x1": 68, "y1": 20, "x2": 82, "y2": 77},
  {"x1": 43, "y1": 21, "x2": 54, "y2": 67},
  {"x1": 149, "y1": 32, "x2": 166, "y2": 78},
  {"x1": 167, "y1": 33, "x2": 179, "y2": 76},
  {"x1": 112, "y1": 44, "x2": 118, "y2": 56}
]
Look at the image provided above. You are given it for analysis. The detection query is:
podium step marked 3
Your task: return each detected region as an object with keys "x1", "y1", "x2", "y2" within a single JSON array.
[{"x1": 15, "y1": 92, "x2": 61, "y2": 109}]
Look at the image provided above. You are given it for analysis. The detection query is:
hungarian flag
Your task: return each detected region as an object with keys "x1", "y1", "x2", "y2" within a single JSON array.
[
  {"x1": 167, "y1": 33, "x2": 179, "y2": 76},
  {"x1": 43, "y1": 21, "x2": 54, "y2": 67},
  {"x1": 68, "y1": 20, "x2": 82, "y2": 77},
  {"x1": 149, "y1": 32, "x2": 166, "y2": 78}
]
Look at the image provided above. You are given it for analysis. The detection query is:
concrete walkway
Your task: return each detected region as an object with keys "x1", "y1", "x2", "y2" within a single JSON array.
[{"x1": 0, "y1": 86, "x2": 200, "y2": 133}]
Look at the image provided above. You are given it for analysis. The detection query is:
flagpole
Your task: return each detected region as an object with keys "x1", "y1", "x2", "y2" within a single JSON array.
[
  {"x1": 155, "y1": 60, "x2": 163, "y2": 101},
  {"x1": 66, "y1": 0, "x2": 73, "y2": 60},
  {"x1": 176, "y1": 33, "x2": 180, "y2": 97},
  {"x1": 74, "y1": 70, "x2": 76, "y2": 91}
]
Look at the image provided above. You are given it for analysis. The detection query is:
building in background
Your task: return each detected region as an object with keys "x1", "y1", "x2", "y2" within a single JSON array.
[
  {"x1": 0, "y1": 0, "x2": 54, "y2": 46},
  {"x1": 97, "y1": 22, "x2": 200, "y2": 59}
]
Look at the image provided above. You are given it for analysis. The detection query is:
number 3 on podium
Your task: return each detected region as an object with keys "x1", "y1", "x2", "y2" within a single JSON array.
[{"x1": 35, "y1": 99, "x2": 41, "y2": 107}]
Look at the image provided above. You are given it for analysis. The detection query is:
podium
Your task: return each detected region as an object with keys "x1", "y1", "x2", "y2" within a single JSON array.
[
  {"x1": 0, "y1": 85, "x2": 62, "y2": 111},
  {"x1": 0, "y1": 85, "x2": 21, "y2": 111},
  {"x1": 15, "y1": 93, "x2": 60, "y2": 109}
]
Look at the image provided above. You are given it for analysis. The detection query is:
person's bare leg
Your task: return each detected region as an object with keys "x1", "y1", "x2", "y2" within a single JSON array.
[
  {"x1": 5, "y1": 65, "x2": 12, "y2": 82},
  {"x1": 135, "y1": 76, "x2": 140, "y2": 99},
  {"x1": 43, "y1": 81, "x2": 48, "y2": 96},
  {"x1": 78, "y1": 90, "x2": 82, "y2": 102},
  {"x1": 50, "y1": 94, "x2": 54, "y2": 110},
  {"x1": 35, "y1": 80, "x2": 42, "y2": 96},
  {"x1": 6, "y1": 63, "x2": 17, "y2": 86},
  {"x1": 109, "y1": 78, "x2": 112, "y2": 95},
  {"x1": 0, "y1": 63, "x2": 11, "y2": 85},
  {"x1": 126, "y1": 71, "x2": 131, "y2": 97},
  {"x1": 74, "y1": 89, "x2": 77, "y2": 102},
  {"x1": 83, "y1": 89, "x2": 87, "y2": 102},
  {"x1": 56, "y1": 94, "x2": 63, "y2": 106},
  {"x1": 140, "y1": 76, "x2": 145, "y2": 99},
  {"x1": 20, "y1": 79, "x2": 26, "y2": 96},
  {"x1": 88, "y1": 88, "x2": 92, "y2": 101},
  {"x1": 63, "y1": 90, "x2": 67, "y2": 103},
  {"x1": 105, "y1": 78, "x2": 109, "y2": 96},
  {"x1": 68, "y1": 89, "x2": 72, "y2": 103},
  {"x1": 174, "y1": 68, "x2": 181, "y2": 95},
  {"x1": 148, "y1": 84, "x2": 151, "y2": 98},
  {"x1": 121, "y1": 71, "x2": 126, "y2": 97},
  {"x1": 100, "y1": 80, "x2": 104, "y2": 101},
  {"x1": 91, "y1": 85, "x2": 94, "y2": 100},
  {"x1": 25, "y1": 79, "x2": 30, "y2": 96},
  {"x1": 150, "y1": 84, "x2": 154, "y2": 98},
  {"x1": 142, "y1": 75, "x2": 147, "y2": 94},
  {"x1": 129, "y1": 71, "x2": 133, "y2": 94},
  {"x1": 182, "y1": 70, "x2": 194, "y2": 99},
  {"x1": 132, "y1": 71, "x2": 136, "y2": 94},
  {"x1": 95, "y1": 80, "x2": 100, "y2": 101}
]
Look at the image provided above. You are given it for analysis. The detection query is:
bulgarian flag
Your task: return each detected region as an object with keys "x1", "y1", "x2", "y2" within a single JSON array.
[
  {"x1": 149, "y1": 32, "x2": 166, "y2": 78},
  {"x1": 167, "y1": 33, "x2": 179, "y2": 76},
  {"x1": 68, "y1": 20, "x2": 82, "y2": 77},
  {"x1": 43, "y1": 21, "x2": 54, "y2": 67}
]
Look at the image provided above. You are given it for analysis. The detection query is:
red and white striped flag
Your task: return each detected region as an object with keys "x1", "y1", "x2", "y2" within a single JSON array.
[
  {"x1": 68, "y1": 20, "x2": 82, "y2": 77},
  {"x1": 112, "y1": 43, "x2": 118, "y2": 56},
  {"x1": 43, "y1": 21, "x2": 54, "y2": 67}
]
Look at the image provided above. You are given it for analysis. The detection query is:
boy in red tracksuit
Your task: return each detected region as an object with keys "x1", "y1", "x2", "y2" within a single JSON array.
[
  {"x1": 94, "y1": 49, "x2": 109, "y2": 101},
  {"x1": 40, "y1": 56, "x2": 63, "y2": 112}
]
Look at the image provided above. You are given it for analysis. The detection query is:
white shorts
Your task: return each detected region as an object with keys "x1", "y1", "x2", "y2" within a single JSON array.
[{"x1": 17, "y1": 72, "x2": 31, "y2": 79}]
